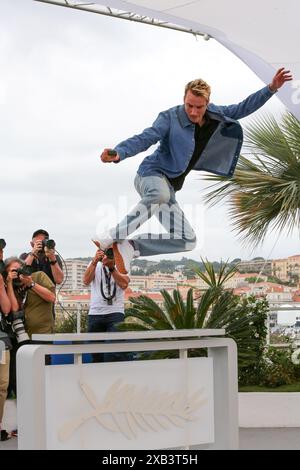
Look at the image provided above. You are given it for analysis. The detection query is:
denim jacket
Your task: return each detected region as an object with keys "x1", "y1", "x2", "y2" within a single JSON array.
[{"x1": 115, "y1": 86, "x2": 275, "y2": 178}]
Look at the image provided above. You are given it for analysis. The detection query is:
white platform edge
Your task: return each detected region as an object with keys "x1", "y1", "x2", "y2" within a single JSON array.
[{"x1": 32, "y1": 329, "x2": 226, "y2": 342}]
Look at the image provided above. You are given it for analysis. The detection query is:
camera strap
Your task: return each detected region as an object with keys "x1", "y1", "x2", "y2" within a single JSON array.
[{"x1": 100, "y1": 266, "x2": 116, "y2": 305}]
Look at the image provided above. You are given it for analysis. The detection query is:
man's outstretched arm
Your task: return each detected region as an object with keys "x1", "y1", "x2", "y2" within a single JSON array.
[
  {"x1": 100, "y1": 110, "x2": 170, "y2": 164},
  {"x1": 212, "y1": 68, "x2": 293, "y2": 120}
]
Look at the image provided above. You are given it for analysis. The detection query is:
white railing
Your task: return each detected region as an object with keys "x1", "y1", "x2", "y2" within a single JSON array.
[{"x1": 18, "y1": 329, "x2": 238, "y2": 450}]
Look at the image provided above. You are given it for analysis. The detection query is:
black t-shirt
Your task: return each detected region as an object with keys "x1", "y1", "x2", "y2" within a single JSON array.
[
  {"x1": 167, "y1": 114, "x2": 219, "y2": 191},
  {"x1": 20, "y1": 252, "x2": 63, "y2": 286}
]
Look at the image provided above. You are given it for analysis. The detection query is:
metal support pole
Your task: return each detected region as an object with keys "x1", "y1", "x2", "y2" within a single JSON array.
[
  {"x1": 34, "y1": 0, "x2": 209, "y2": 38},
  {"x1": 76, "y1": 304, "x2": 81, "y2": 333}
]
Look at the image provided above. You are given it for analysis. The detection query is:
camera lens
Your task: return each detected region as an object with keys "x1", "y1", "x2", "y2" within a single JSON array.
[
  {"x1": 0, "y1": 239, "x2": 6, "y2": 249},
  {"x1": 46, "y1": 239, "x2": 56, "y2": 250},
  {"x1": 21, "y1": 265, "x2": 33, "y2": 276},
  {"x1": 105, "y1": 248, "x2": 114, "y2": 259},
  {"x1": 42, "y1": 238, "x2": 55, "y2": 250},
  {"x1": 11, "y1": 312, "x2": 30, "y2": 344}
]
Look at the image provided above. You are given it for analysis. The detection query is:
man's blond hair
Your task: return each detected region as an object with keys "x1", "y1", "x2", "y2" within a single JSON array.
[{"x1": 184, "y1": 79, "x2": 211, "y2": 101}]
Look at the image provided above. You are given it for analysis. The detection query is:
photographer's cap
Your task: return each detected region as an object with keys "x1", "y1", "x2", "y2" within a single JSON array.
[{"x1": 32, "y1": 229, "x2": 49, "y2": 239}]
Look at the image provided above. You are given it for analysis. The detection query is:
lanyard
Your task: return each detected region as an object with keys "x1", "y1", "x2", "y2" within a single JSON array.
[{"x1": 100, "y1": 266, "x2": 116, "y2": 305}]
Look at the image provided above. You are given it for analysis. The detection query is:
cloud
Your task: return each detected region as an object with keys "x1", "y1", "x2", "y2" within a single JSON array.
[{"x1": 0, "y1": 0, "x2": 297, "y2": 262}]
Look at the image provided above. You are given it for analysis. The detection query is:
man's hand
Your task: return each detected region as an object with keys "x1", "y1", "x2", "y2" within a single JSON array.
[
  {"x1": 269, "y1": 67, "x2": 293, "y2": 92},
  {"x1": 102, "y1": 255, "x2": 115, "y2": 270},
  {"x1": 6, "y1": 270, "x2": 18, "y2": 284},
  {"x1": 0, "y1": 273, "x2": 4, "y2": 288},
  {"x1": 100, "y1": 148, "x2": 120, "y2": 163},
  {"x1": 19, "y1": 274, "x2": 33, "y2": 287},
  {"x1": 32, "y1": 240, "x2": 43, "y2": 256},
  {"x1": 92, "y1": 249, "x2": 104, "y2": 265},
  {"x1": 44, "y1": 246, "x2": 56, "y2": 262}
]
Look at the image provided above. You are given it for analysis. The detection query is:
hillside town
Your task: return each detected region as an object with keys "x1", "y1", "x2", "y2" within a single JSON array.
[{"x1": 57, "y1": 254, "x2": 300, "y2": 339}]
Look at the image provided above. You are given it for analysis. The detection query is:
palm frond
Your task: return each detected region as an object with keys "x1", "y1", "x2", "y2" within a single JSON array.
[
  {"x1": 194, "y1": 258, "x2": 237, "y2": 288},
  {"x1": 195, "y1": 288, "x2": 217, "y2": 328},
  {"x1": 128, "y1": 295, "x2": 167, "y2": 322},
  {"x1": 185, "y1": 288, "x2": 196, "y2": 328},
  {"x1": 203, "y1": 112, "x2": 300, "y2": 246}
]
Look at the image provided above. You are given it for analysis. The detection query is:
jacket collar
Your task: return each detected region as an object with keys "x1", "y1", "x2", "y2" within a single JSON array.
[
  {"x1": 177, "y1": 105, "x2": 193, "y2": 128},
  {"x1": 177, "y1": 104, "x2": 224, "y2": 128}
]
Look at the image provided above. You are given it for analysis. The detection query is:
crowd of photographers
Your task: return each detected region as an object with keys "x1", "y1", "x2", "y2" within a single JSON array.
[
  {"x1": 0, "y1": 229, "x2": 131, "y2": 441},
  {"x1": 0, "y1": 229, "x2": 64, "y2": 441}
]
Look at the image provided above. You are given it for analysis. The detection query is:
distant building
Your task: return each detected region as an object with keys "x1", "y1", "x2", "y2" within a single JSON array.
[
  {"x1": 237, "y1": 259, "x2": 272, "y2": 275},
  {"x1": 272, "y1": 254, "x2": 300, "y2": 283},
  {"x1": 266, "y1": 286, "x2": 293, "y2": 303},
  {"x1": 225, "y1": 272, "x2": 268, "y2": 289},
  {"x1": 233, "y1": 286, "x2": 251, "y2": 297},
  {"x1": 272, "y1": 258, "x2": 289, "y2": 282},
  {"x1": 55, "y1": 292, "x2": 90, "y2": 319},
  {"x1": 58, "y1": 293, "x2": 91, "y2": 309},
  {"x1": 129, "y1": 274, "x2": 178, "y2": 292},
  {"x1": 177, "y1": 277, "x2": 208, "y2": 292},
  {"x1": 248, "y1": 282, "x2": 293, "y2": 298},
  {"x1": 125, "y1": 288, "x2": 164, "y2": 308},
  {"x1": 62, "y1": 259, "x2": 90, "y2": 292}
]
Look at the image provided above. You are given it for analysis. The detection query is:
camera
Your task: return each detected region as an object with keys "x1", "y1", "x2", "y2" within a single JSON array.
[
  {"x1": 41, "y1": 238, "x2": 56, "y2": 251},
  {"x1": 105, "y1": 247, "x2": 114, "y2": 259},
  {"x1": 13, "y1": 265, "x2": 33, "y2": 277},
  {"x1": 38, "y1": 238, "x2": 56, "y2": 254},
  {"x1": 8, "y1": 311, "x2": 30, "y2": 345}
]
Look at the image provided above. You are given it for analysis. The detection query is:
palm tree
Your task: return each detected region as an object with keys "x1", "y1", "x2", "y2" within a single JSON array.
[
  {"x1": 120, "y1": 260, "x2": 268, "y2": 370},
  {"x1": 203, "y1": 112, "x2": 300, "y2": 247}
]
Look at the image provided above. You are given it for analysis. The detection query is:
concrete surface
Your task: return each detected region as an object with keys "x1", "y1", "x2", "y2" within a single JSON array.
[
  {"x1": 2, "y1": 399, "x2": 300, "y2": 450},
  {"x1": 2, "y1": 428, "x2": 300, "y2": 450}
]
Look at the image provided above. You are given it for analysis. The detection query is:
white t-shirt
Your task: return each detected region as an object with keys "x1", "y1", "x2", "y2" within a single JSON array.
[{"x1": 88, "y1": 263, "x2": 125, "y2": 316}]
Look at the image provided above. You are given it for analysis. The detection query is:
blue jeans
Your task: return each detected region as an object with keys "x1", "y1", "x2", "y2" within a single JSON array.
[
  {"x1": 88, "y1": 312, "x2": 131, "y2": 362},
  {"x1": 109, "y1": 174, "x2": 197, "y2": 256}
]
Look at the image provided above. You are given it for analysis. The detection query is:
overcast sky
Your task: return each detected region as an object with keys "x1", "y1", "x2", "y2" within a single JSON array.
[{"x1": 1, "y1": 0, "x2": 299, "y2": 262}]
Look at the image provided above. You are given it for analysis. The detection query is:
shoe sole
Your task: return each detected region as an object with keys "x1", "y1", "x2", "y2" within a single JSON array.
[{"x1": 112, "y1": 242, "x2": 128, "y2": 274}]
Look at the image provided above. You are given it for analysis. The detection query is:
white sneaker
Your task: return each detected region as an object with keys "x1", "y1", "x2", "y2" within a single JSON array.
[
  {"x1": 92, "y1": 232, "x2": 114, "y2": 251},
  {"x1": 113, "y1": 240, "x2": 135, "y2": 274}
]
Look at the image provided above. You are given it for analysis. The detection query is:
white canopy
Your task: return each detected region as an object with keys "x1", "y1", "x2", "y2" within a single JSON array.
[{"x1": 35, "y1": 0, "x2": 300, "y2": 119}]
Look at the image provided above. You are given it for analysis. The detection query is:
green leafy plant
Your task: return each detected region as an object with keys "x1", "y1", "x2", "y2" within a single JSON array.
[
  {"x1": 121, "y1": 260, "x2": 268, "y2": 373},
  {"x1": 262, "y1": 348, "x2": 298, "y2": 388},
  {"x1": 55, "y1": 310, "x2": 88, "y2": 333},
  {"x1": 203, "y1": 113, "x2": 300, "y2": 247}
]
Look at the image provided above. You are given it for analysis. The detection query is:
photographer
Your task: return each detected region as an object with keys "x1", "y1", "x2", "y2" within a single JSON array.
[
  {"x1": 20, "y1": 229, "x2": 64, "y2": 286},
  {"x1": 0, "y1": 241, "x2": 12, "y2": 441},
  {"x1": 83, "y1": 247, "x2": 130, "y2": 362},
  {"x1": 5, "y1": 258, "x2": 56, "y2": 338},
  {"x1": 3, "y1": 258, "x2": 55, "y2": 436}
]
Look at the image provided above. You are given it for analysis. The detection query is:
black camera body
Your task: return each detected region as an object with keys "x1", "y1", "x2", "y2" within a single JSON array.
[
  {"x1": 13, "y1": 265, "x2": 33, "y2": 277},
  {"x1": 41, "y1": 238, "x2": 56, "y2": 250},
  {"x1": 105, "y1": 247, "x2": 114, "y2": 259},
  {"x1": 38, "y1": 238, "x2": 56, "y2": 254}
]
